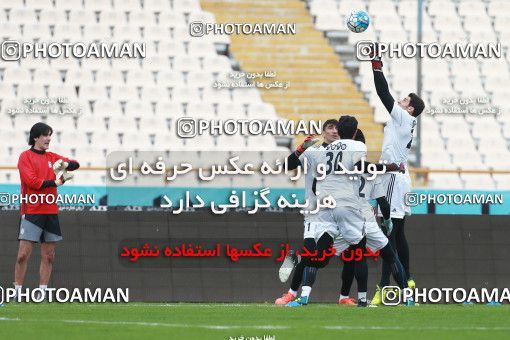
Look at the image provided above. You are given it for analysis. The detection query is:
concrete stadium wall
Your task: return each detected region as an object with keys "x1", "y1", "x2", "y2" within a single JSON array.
[{"x1": 1, "y1": 211, "x2": 509, "y2": 302}]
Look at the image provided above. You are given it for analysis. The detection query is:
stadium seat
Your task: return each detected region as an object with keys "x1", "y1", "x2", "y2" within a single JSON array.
[
  {"x1": 126, "y1": 69, "x2": 154, "y2": 86},
  {"x1": 138, "y1": 116, "x2": 171, "y2": 132},
  {"x1": 68, "y1": 9, "x2": 96, "y2": 25},
  {"x1": 126, "y1": 101, "x2": 155, "y2": 117},
  {"x1": 1, "y1": 0, "x2": 24, "y2": 10},
  {"x1": 338, "y1": 0, "x2": 365, "y2": 16},
  {"x1": 84, "y1": 0, "x2": 112, "y2": 11},
  {"x1": 114, "y1": 0, "x2": 141, "y2": 11},
  {"x1": 428, "y1": 173, "x2": 463, "y2": 189},
  {"x1": 428, "y1": 0, "x2": 456, "y2": 17},
  {"x1": 110, "y1": 85, "x2": 140, "y2": 102},
  {"x1": 247, "y1": 102, "x2": 278, "y2": 120},
  {"x1": 461, "y1": 174, "x2": 495, "y2": 189},
  {"x1": 26, "y1": 0, "x2": 53, "y2": 10},
  {"x1": 48, "y1": 84, "x2": 79, "y2": 100},
  {"x1": 84, "y1": 25, "x2": 113, "y2": 42},
  {"x1": 34, "y1": 68, "x2": 63, "y2": 85},
  {"x1": 93, "y1": 100, "x2": 123, "y2": 117},
  {"x1": 4, "y1": 67, "x2": 32, "y2": 84},
  {"x1": 0, "y1": 170, "x2": 20, "y2": 184},
  {"x1": 96, "y1": 69, "x2": 125, "y2": 86},
  {"x1": 493, "y1": 174, "x2": 510, "y2": 189},
  {"x1": 53, "y1": 24, "x2": 82, "y2": 41},
  {"x1": 173, "y1": 0, "x2": 201, "y2": 14},
  {"x1": 315, "y1": 13, "x2": 345, "y2": 31},
  {"x1": 65, "y1": 70, "x2": 95, "y2": 86},
  {"x1": 71, "y1": 171, "x2": 107, "y2": 185},
  {"x1": 100, "y1": 10, "x2": 126, "y2": 25},
  {"x1": 156, "y1": 101, "x2": 185, "y2": 117},
  {"x1": 114, "y1": 25, "x2": 142, "y2": 42},
  {"x1": 216, "y1": 135, "x2": 248, "y2": 151},
  {"x1": 187, "y1": 102, "x2": 215, "y2": 118},
  {"x1": 10, "y1": 8, "x2": 38, "y2": 24}
]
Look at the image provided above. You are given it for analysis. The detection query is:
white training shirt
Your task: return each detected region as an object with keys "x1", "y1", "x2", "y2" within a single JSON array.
[
  {"x1": 299, "y1": 143, "x2": 326, "y2": 222},
  {"x1": 358, "y1": 173, "x2": 385, "y2": 220},
  {"x1": 307, "y1": 139, "x2": 367, "y2": 208},
  {"x1": 380, "y1": 102, "x2": 417, "y2": 165}
]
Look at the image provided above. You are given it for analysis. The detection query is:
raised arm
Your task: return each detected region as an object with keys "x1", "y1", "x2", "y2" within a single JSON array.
[
  {"x1": 373, "y1": 70, "x2": 395, "y2": 113},
  {"x1": 286, "y1": 135, "x2": 319, "y2": 170},
  {"x1": 370, "y1": 43, "x2": 395, "y2": 113}
]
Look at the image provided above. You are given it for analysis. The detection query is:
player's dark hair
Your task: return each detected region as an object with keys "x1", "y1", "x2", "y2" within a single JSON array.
[
  {"x1": 408, "y1": 93, "x2": 425, "y2": 117},
  {"x1": 29, "y1": 122, "x2": 53, "y2": 146},
  {"x1": 337, "y1": 115, "x2": 358, "y2": 139},
  {"x1": 322, "y1": 119, "x2": 338, "y2": 131},
  {"x1": 354, "y1": 129, "x2": 365, "y2": 144}
]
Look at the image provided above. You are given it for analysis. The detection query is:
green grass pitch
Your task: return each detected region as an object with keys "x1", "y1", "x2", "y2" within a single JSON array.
[{"x1": 1, "y1": 303, "x2": 509, "y2": 339}]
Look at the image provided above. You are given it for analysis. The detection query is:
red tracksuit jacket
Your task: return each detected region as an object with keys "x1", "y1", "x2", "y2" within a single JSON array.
[{"x1": 18, "y1": 148, "x2": 79, "y2": 215}]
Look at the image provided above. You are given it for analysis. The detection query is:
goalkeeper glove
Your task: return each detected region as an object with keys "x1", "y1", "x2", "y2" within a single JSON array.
[
  {"x1": 370, "y1": 43, "x2": 383, "y2": 70},
  {"x1": 61, "y1": 171, "x2": 74, "y2": 182},
  {"x1": 53, "y1": 159, "x2": 69, "y2": 181},
  {"x1": 382, "y1": 218, "x2": 393, "y2": 236},
  {"x1": 295, "y1": 135, "x2": 319, "y2": 156},
  {"x1": 399, "y1": 162, "x2": 405, "y2": 173},
  {"x1": 384, "y1": 162, "x2": 406, "y2": 173}
]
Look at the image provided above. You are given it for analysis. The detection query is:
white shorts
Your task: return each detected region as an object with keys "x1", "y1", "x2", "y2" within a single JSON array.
[
  {"x1": 333, "y1": 221, "x2": 388, "y2": 255},
  {"x1": 303, "y1": 220, "x2": 316, "y2": 239},
  {"x1": 307, "y1": 220, "x2": 339, "y2": 241},
  {"x1": 379, "y1": 172, "x2": 412, "y2": 219},
  {"x1": 364, "y1": 221, "x2": 388, "y2": 252},
  {"x1": 318, "y1": 206, "x2": 365, "y2": 248},
  {"x1": 333, "y1": 235, "x2": 350, "y2": 255},
  {"x1": 303, "y1": 220, "x2": 338, "y2": 240}
]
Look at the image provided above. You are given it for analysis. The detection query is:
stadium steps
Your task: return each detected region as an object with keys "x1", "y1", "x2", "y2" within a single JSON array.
[{"x1": 200, "y1": 0, "x2": 383, "y2": 152}]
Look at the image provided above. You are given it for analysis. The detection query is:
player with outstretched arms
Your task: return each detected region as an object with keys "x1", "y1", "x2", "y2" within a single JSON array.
[{"x1": 369, "y1": 44, "x2": 425, "y2": 304}]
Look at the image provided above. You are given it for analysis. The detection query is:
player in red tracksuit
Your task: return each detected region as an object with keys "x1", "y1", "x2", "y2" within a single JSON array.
[{"x1": 14, "y1": 122, "x2": 80, "y2": 297}]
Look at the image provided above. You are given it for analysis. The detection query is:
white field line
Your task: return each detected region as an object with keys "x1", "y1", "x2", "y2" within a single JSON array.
[{"x1": 1, "y1": 317, "x2": 509, "y2": 331}]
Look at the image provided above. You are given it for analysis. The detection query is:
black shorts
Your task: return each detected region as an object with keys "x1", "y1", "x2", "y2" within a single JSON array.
[{"x1": 18, "y1": 214, "x2": 62, "y2": 243}]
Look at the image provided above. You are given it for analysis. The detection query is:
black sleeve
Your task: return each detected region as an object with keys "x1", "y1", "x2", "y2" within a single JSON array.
[
  {"x1": 376, "y1": 196, "x2": 391, "y2": 220},
  {"x1": 286, "y1": 152, "x2": 302, "y2": 171},
  {"x1": 373, "y1": 70, "x2": 395, "y2": 113},
  {"x1": 40, "y1": 180, "x2": 57, "y2": 189},
  {"x1": 67, "y1": 161, "x2": 80, "y2": 171}
]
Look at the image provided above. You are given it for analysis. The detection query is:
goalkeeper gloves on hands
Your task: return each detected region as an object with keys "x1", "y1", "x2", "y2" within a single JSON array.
[
  {"x1": 384, "y1": 162, "x2": 406, "y2": 173},
  {"x1": 295, "y1": 135, "x2": 319, "y2": 156},
  {"x1": 61, "y1": 172, "x2": 74, "y2": 182},
  {"x1": 382, "y1": 218, "x2": 393, "y2": 236},
  {"x1": 53, "y1": 159, "x2": 72, "y2": 183},
  {"x1": 370, "y1": 43, "x2": 383, "y2": 70}
]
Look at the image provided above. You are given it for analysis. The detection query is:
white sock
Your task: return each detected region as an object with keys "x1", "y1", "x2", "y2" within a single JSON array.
[
  {"x1": 14, "y1": 283, "x2": 22, "y2": 291},
  {"x1": 288, "y1": 289, "x2": 297, "y2": 297},
  {"x1": 339, "y1": 294, "x2": 349, "y2": 301},
  {"x1": 39, "y1": 285, "x2": 48, "y2": 299},
  {"x1": 358, "y1": 292, "x2": 367, "y2": 302},
  {"x1": 301, "y1": 286, "x2": 312, "y2": 298}
]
